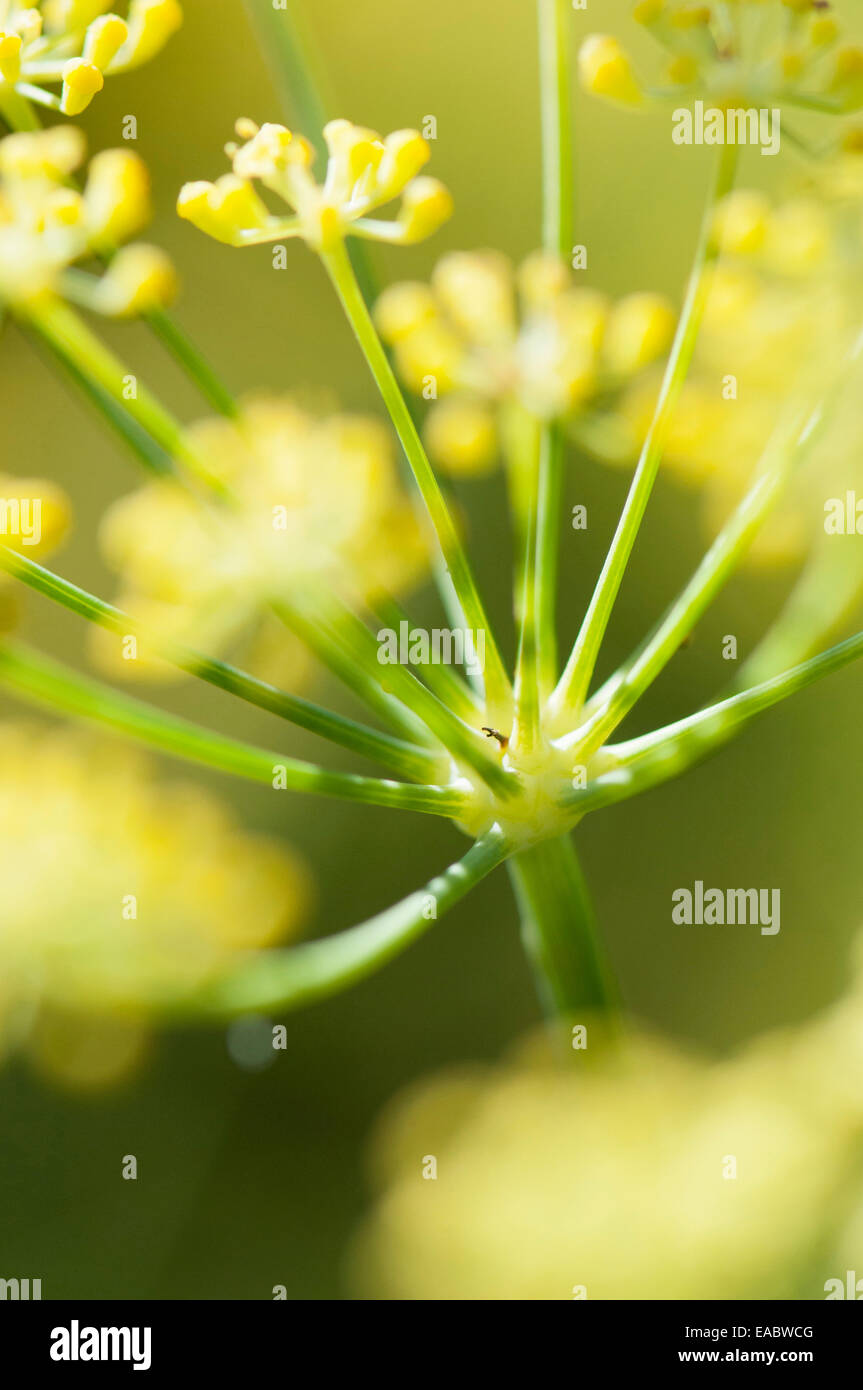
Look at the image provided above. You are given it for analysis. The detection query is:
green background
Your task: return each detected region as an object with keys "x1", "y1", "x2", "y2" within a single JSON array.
[{"x1": 1, "y1": 0, "x2": 862, "y2": 1298}]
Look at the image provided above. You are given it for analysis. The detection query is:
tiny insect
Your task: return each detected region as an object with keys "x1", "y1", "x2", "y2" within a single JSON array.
[{"x1": 482, "y1": 727, "x2": 509, "y2": 749}]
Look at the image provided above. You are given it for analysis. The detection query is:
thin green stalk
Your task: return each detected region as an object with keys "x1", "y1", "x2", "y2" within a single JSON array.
[
  {"x1": 369, "y1": 593, "x2": 484, "y2": 724},
  {"x1": 166, "y1": 828, "x2": 511, "y2": 1019},
  {"x1": 273, "y1": 597, "x2": 438, "y2": 747},
  {"x1": 534, "y1": 0, "x2": 572, "y2": 693},
  {"x1": 0, "y1": 548, "x2": 443, "y2": 783},
  {"x1": 321, "y1": 238, "x2": 512, "y2": 729},
  {"x1": 21, "y1": 317, "x2": 175, "y2": 479},
  {"x1": 563, "y1": 625, "x2": 863, "y2": 815},
  {"x1": 0, "y1": 640, "x2": 466, "y2": 818},
  {"x1": 512, "y1": 424, "x2": 541, "y2": 756},
  {"x1": 551, "y1": 141, "x2": 739, "y2": 722},
  {"x1": 575, "y1": 320, "x2": 863, "y2": 750},
  {"x1": 145, "y1": 307, "x2": 240, "y2": 419},
  {"x1": 291, "y1": 589, "x2": 516, "y2": 797},
  {"x1": 23, "y1": 298, "x2": 228, "y2": 499},
  {"x1": 538, "y1": 0, "x2": 574, "y2": 259},
  {"x1": 508, "y1": 833, "x2": 620, "y2": 1029}
]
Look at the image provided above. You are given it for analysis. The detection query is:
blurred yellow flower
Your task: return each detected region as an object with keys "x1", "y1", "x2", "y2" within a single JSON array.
[
  {"x1": 0, "y1": 721, "x2": 310, "y2": 1088},
  {"x1": 376, "y1": 249, "x2": 675, "y2": 477},
  {"x1": 92, "y1": 397, "x2": 427, "y2": 678},
  {"x1": 584, "y1": 3, "x2": 863, "y2": 118},
  {"x1": 0, "y1": 0, "x2": 182, "y2": 120},
  {"x1": 178, "y1": 117, "x2": 452, "y2": 252},
  {"x1": 0, "y1": 125, "x2": 176, "y2": 313},
  {"x1": 353, "y1": 938, "x2": 863, "y2": 1299}
]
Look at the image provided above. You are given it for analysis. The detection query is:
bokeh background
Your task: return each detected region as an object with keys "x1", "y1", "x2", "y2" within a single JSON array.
[{"x1": 2, "y1": 0, "x2": 862, "y2": 1297}]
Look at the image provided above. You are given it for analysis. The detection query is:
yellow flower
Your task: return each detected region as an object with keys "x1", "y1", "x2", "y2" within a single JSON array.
[
  {"x1": 0, "y1": 721, "x2": 309, "y2": 1088},
  {"x1": 376, "y1": 249, "x2": 675, "y2": 476},
  {"x1": 583, "y1": 3, "x2": 863, "y2": 122},
  {"x1": 178, "y1": 118, "x2": 452, "y2": 252},
  {"x1": 93, "y1": 397, "x2": 427, "y2": 678},
  {"x1": 0, "y1": 470, "x2": 71, "y2": 559},
  {"x1": 578, "y1": 35, "x2": 643, "y2": 108},
  {"x1": 352, "y1": 936, "x2": 863, "y2": 1299},
  {"x1": 0, "y1": 1, "x2": 181, "y2": 119},
  {"x1": 0, "y1": 126, "x2": 176, "y2": 313}
]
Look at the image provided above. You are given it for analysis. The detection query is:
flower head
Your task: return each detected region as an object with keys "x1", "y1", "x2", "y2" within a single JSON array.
[
  {"x1": 375, "y1": 249, "x2": 675, "y2": 476},
  {"x1": 93, "y1": 397, "x2": 427, "y2": 678},
  {"x1": 582, "y1": 3, "x2": 863, "y2": 119},
  {"x1": 0, "y1": 125, "x2": 177, "y2": 313},
  {"x1": 353, "y1": 937, "x2": 863, "y2": 1299},
  {"x1": 0, "y1": 0, "x2": 182, "y2": 118},
  {"x1": 177, "y1": 117, "x2": 453, "y2": 252},
  {"x1": 0, "y1": 721, "x2": 309, "y2": 1087}
]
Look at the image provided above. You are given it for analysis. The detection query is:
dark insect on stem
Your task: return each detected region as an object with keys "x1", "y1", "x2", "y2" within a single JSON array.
[{"x1": 482, "y1": 727, "x2": 509, "y2": 749}]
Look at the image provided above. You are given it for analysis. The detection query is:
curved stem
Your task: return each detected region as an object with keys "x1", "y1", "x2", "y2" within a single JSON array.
[
  {"x1": 0, "y1": 641, "x2": 466, "y2": 818},
  {"x1": 161, "y1": 828, "x2": 511, "y2": 1018},
  {"x1": 551, "y1": 141, "x2": 739, "y2": 722},
  {"x1": 145, "y1": 307, "x2": 240, "y2": 419}
]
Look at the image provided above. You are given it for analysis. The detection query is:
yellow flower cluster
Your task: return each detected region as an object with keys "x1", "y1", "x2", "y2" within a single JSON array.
[
  {"x1": 621, "y1": 181, "x2": 863, "y2": 569},
  {"x1": 0, "y1": 722, "x2": 309, "y2": 1088},
  {"x1": 375, "y1": 249, "x2": 676, "y2": 477},
  {"x1": 93, "y1": 397, "x2": 427, "y2": 678},
  {"x1": 581, "y1": 3, "x2": 862, "y2": 116},
  {"x1": 0, "y1": 0, "x2": 181, "y2": 119},
  {"x1": 353, "y1": 939, "x2": 863, "y2": 1299},
  {"x1": 178, "y1": 118, "x2": 452, "y2": 252},
  {"x1": 0, "y1": 125, "x2": 176, "y2": 313}
]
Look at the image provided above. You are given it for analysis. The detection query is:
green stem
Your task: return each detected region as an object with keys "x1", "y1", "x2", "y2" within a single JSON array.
[
  {"x1": 551, "y1": 141, "x2": 739, "y2": 722},
  {"x1": 145, "y1": 307, "x2": 240, "y2": 419},
  {"x1": 21, "y1": 317, "x2": 175, "y2": 479},
  {"x1": 0, "y1": 548, "x2": 443, "y2": 782},
  {"x1": 369, "y1": 593, "x2": 484, "y2": 723},
  {"x1": 508, "y1": 833, "x2": 620, "y2": 1030},
  {"x1": 0, "y1": 640, "x2": 465, "y2": 818},
  {"x1": 321, "y1": 238, "x2": 512, "y2": 728},
  {"x1": 533, "y1": 0, "x2": 573, "y2": 698},
  {"x1": 512, "y1": 422, "x2": 541, "y2": 755},
  {"x1": 576, "y1": 320, "x2": 863, "y2": 750},
  {"x1": 23, "y1": 298, "x2": 227, "y2": 499},
  {"x1": 563, "y1": 625, "x2": 863, "y2": 815},
  {"x1": 162, "y1": 828, "x2": 511, "y2": 1018},
  {"x1": 289, "y1": 588, "x2": 516, "y2": 797}
]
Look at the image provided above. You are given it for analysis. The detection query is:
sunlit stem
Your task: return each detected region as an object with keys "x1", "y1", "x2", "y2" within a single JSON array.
[
  {"x1": 534, "y1": 0, "x2": 573, "y2": 693},
  {"x1": 272, "y1": 597, "x2": 437, "y2": 747},
  {"x1": 559, "y1": 628, "x2": 863, "y2": 821},
  {"x1": 24, "y1": 297, "x2": 229, "y2": 499},
  {"x1": 512, "y1": 419, "x2": 541, "y2": 756},
  {"x1": 321, "y1": 238, "x2": 513, "y2": 729},
  {"x1": 0, "y1": 641, "x2": 465, "y2": 817},
  {"x1": 287, "y1": 588, "x2": 516, "y2": 797},
  {"x1": 165, "y1": 829, "x2": 511, "y2": 1019},
  {"x1": 575, "y1": 321, "x2": 863, "y2": 750},
  {"x1": 368, "y1": 593, "x2": 484, "y2": 724},
  {"x1": 0, "y1": 548, "x2": 444, "y2": 783},
  {"x1": 550, "y1": 141, "x2": 739, "y2": 723}
]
